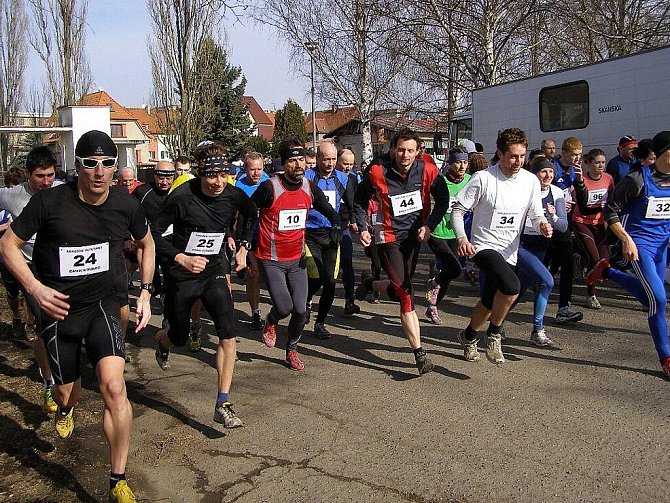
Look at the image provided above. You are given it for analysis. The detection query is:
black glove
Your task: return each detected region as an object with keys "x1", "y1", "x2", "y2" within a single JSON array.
[{"x1": 329, "y1": 225, "x2": 343, "y2": 246}]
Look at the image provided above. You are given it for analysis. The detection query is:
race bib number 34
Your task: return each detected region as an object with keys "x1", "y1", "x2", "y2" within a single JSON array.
[
  {"x1": 185, "y1": 232, "x2": 224, "y2": 255},
  {"x1": 390, "y1": 190, "x2": 422, "y2": 217},
  {"x1": 491, "y1": 210, "x2": 521, "y2": 231},
  {"x1": 278, "y1": 209, "x2": 307, "y2": 231},
  {"x1": 646, "y1": 197, "x2": 670, "y2": 219},
  {"x1": 59, "y1": 242, "x2": 109, "y2": 277}
]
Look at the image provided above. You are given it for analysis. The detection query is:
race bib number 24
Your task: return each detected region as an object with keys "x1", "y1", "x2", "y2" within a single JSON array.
[{"x1": 59, "y1": 242, "x2": 109, "y2": 277}]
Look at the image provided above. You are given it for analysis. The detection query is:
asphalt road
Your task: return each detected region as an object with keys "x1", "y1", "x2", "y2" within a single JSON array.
[
  {"x1": 1, "y1": 247, "x2": 668, "y2": 502},
  {"x1": 117, "y1": 249, "x2": 669, "y2": 502}
]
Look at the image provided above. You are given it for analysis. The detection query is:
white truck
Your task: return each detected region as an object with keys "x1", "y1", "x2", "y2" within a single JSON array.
[{"x1": 448, "y1": 45, "x2": 670, "y2": 159}]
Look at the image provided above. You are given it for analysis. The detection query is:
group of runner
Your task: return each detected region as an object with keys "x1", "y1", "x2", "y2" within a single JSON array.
[{"x1": 1, "y1": 126, "x2": 669, "y2": 502}]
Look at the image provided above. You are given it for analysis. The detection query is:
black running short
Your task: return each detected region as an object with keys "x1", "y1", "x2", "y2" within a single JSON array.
[
  {"x1": 163, "y1": 272, "x2": 235, "y2": 346},
  {"x1": 40, "y1": 298, "x2": 125, "y2": 385}
]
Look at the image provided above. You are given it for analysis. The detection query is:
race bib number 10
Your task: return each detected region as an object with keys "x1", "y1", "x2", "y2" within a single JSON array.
[
  {"x1": 185, "y1": 232, "x2": 225, "y2": 255},
  {"x1": 646, "y1": 197, "x2": 670, "y2": 219},
  {"x1": 390, "y1": 190, "x2": 422, "y2": 217},
  {"x1": 278, "y1": 209, "x2": 307, "y2": 231},
  {"x1": 59, "y1": 242, "x2": 109, "y2": 277}
]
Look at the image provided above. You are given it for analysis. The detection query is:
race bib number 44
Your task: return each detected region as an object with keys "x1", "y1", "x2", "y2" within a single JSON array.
[
  {"x1": 185, "y1": 232, "x2": 224, "y2": 255},
  {"x1": 646, "y1": 197, "x2": 670, "y2": 219},
  {"x1": 390, "y1": 190, "x2": 422, "y2": 217},
  {"x1": 59, "y1": 242, "x2": 109, "y2": 277},
  {"x1": 278, "y1": 209, "x2": 307, "y2": 231}
]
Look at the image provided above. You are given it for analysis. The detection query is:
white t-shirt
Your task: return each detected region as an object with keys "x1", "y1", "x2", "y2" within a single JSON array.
[
  {"x1": 0, "y1": 181, "x2": 63, "y2": 261},
  {"x1": 453, "y1": 165, "x2": 545, "y2": 265}
]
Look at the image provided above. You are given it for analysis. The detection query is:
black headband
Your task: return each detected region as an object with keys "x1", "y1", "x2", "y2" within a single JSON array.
[
  {"x1": 155, "y1": 169, "x2": 175, "y2": 177},
  {"x1": 281, "y1": 147, "x2": 306, "y2": 164},
  {"x1": 198, "y1": 155, "x2": 230, "y2": 176}
]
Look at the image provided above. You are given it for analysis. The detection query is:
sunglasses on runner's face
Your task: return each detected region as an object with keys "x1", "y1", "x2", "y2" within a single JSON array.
[{"x1": 76, "y1": 156, "x2": 117, "y2": 168}]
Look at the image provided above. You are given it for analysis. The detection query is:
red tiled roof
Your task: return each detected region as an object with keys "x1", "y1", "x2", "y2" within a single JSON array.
[
  {"x1": 79, "y1": 91, "x2": 136, "y2": 120},
  {"x1": 241, "y1": 96, "x2": 272, "y2": 126},
  {"x1": 126, "y1": 106, "x2": 171, "y2": 136},
  {"x1": 371, "y1": 116, "x2": 449, "y2": 134},
  {"x1": 305, "y1": 106, "x2": 359, "y2": 134}
]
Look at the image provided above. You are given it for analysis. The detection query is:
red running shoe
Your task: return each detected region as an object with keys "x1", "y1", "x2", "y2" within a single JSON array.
[
  {"x1": 586, "y1": 258, "x2": 610, "y2": 286},
  {"x1": 286, "y1": 350, "x2": 305, "y2": 371},
  {"x1": 662, "y1": 357, "x2": 670, "y2": 381},
  {"x1": 262, "y1": 319, "x2": 277, "y2": 348}
]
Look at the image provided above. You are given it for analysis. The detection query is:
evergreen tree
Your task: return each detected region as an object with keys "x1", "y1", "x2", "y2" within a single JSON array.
[
  {"x1": 194, "y1": 37, "x2": 253, "y2": 159},
  {"x1": 244, "y1": 135, "x2": 271, "y2": 156},
  {"x1": 271, "y1": 99, "x2": 307, "y2": 156}
]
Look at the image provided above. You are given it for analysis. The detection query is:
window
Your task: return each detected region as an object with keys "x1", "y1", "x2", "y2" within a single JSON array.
[
  {"x1": 449, "y1": 118, "x2": 472, "y2": 147},
  {"x1": 540, "y1": 80, "x2": 589, "y2": 132},
  {"x1": 110, "y1": 124, "x2": 125, "y2": 138},
  {"x1": 160, "y1": 151, "x2": 166, "y2": 159}
]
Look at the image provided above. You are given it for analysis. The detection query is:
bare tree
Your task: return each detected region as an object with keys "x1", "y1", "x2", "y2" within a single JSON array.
[
  {"x1": 257, "y1": 0, "x2": 403, "y2": 164},
  {"x1": 148, "y1": 0, "x2": 238, "y2": 157},
  {"x1": 550, "y1": 0, "x2": 670, "y2": 65},
  {"x1": 0, "y1": 0, "x2": 29, "y2": 172},
  {"x1": 28, "y1": 0, "x2": 92, "y2": 110}
]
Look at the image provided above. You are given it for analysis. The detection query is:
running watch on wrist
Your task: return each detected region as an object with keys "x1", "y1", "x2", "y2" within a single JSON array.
[
  {"x1": 140, "y1": 283, "x2": 154, "y2": 294},
  {"x1": 239, "y1": 240, "x2": 251, "y2": 250}
]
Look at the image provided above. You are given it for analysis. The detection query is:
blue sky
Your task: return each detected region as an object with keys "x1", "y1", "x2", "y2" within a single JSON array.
[{"x1": 24, "y1": 1, "x2": 313, "y2": 112}]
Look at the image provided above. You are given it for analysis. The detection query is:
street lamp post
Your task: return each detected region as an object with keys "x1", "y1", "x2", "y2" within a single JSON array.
[{"x1": 304, "y1": 40, "x2": 318, "y2": 149}]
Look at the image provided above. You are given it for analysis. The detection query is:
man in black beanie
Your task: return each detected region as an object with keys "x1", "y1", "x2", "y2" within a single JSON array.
[{"x1": 0, "y1": 129, "x2": 156, "y2": 502}]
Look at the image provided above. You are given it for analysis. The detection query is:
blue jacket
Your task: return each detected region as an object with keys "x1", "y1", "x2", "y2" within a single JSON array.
[
  {"x1": 606, "y1": 155, "x2": 632, "y2": 185},
  {"x1": 305, "y1": 168, "x2": 348, "y2": 229},
  {"x1": 236, "y1": 171, "x2": 270, "y2": 197}
]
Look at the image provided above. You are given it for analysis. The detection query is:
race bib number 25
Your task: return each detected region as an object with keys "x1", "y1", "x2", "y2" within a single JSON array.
[
  {"x1": 185, "y1": 232, "x2": 225, "y2": 255},
  {"x1": 59, "y1": 242, "x2": 109, "y2": 277}
]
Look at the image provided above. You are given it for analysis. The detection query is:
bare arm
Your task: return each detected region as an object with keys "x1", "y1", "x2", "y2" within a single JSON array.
[
  {"x1": 0, "y1": 227, "x2": 70, "y2": 319},
  {"x1": 133, "y1": 229, "x2": 155, "y2": 332}
]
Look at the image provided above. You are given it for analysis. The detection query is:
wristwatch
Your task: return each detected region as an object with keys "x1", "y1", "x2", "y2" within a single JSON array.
[
  {"x1": 239, "y1": 240, "x2": 251, "y2": 250},
  {"x1": 140, "y1": 283, "x2": 155, "y2": 294}
]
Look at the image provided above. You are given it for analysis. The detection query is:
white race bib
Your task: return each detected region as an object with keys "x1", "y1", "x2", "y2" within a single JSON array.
[
  {"x1": 278, "y1": 209, "x2": 307, "y2": 231},
  {"x1": 446, "y1": 198, "x2": 456, "y2": 214},
  {"x1": 645, "y1": 197, "x2": 670, "y2": 219},
  {"x1": 322, "y1": 190, "x2": 337, "y2": 210},
  {"x1": 390, "y1": 190, "x2": 422, "y2": 216},
  {"x1": 185, "y1": 232, "x2": 224, "y2": 255},
  {"x1": 587, "y1": 188, "x2": 608, "y2": 206},
  {"x1": 59, "y1": 242, "x2": 109, "y2": 277},
  {"x1": 491, "y1": 209, "x2": 521, "y2": 231}
]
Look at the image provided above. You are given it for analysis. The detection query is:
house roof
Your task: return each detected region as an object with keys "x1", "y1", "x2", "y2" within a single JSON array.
[
  {"x1": 126, "y1": 106, "x2": 172, "y2": 136},
  {"x1": 305, "y1": 106, "x2": 359, "y2": 134},
  {"x1": 241, "y1": 96, "x2": 272, "y2": 126},
  {"x1": 79, "y1": 91, "x2": 136, "y2": 121},
  {"x1": 325, "y1": 115, "x2": 449, "y2": 138}
]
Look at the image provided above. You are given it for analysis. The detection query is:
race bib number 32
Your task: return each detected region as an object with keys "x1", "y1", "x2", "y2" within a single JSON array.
[
  {"x1": 278, "y1": 209, "x2": 307, "y2": 231},
  {"x1": 59, "y1": 242, "x2": 109, "y2": 277},
  {"x1": 646, "y1": 197, "x2": 670, "y2": 219},
  {"x1": 390, "y1": 190, "x2": 422, "y2": 217},
  {"x1": 185, "y1": 232, "x2": 225, "y2": 255}
]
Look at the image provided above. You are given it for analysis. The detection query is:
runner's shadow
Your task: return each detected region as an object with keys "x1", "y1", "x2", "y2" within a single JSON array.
[
  {"x1": 77, "y1": 362, "x2": 226, "y2": 440},
  {"x1": 0, "y1": 413, "x2": 97, "y2": 502},
  {"x1": 0, "y1": 384, "x2": 51, "y2": 429}
]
